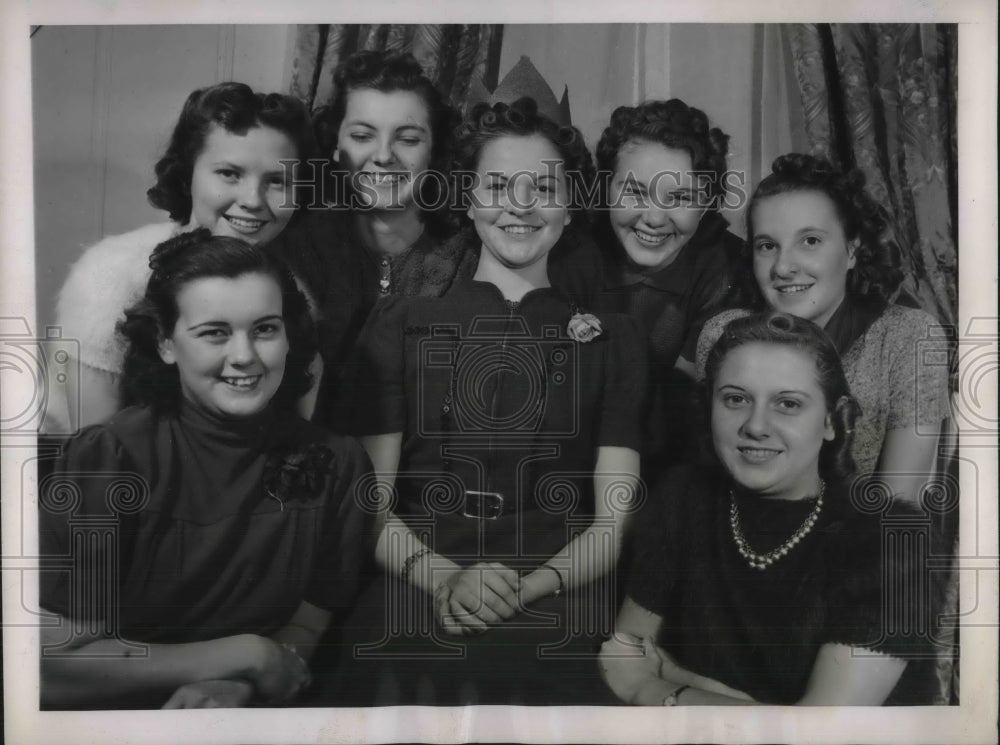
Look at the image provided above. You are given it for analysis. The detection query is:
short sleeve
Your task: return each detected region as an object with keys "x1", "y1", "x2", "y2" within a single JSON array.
[
  {"x1": 38, "y1": 425, "x2": 133, "y2": 618},
  {"x1": 334, "y1": 295, "x2": 409, "y2": 436},
  {"x1": 823, "y1": 512, "x2": 942, "y2": 659},
  {"x1": 693, "y1": 308, "x2": 752, "y2": 380},
  {"x1": 596, "y1": 314, "x2": 648, "y2": 451},
  {"x1": 623, "y1": 468, "x2": 690, "y2": 613},
  {"x1": 304, "y1": 436, "x2": 377, "y2": 616},
  {"x1": 885, "y1": 308, "x2": 951, "y2": 429}
]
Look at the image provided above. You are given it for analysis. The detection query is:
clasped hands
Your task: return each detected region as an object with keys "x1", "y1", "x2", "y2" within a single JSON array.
[{"x1": 433, "y1": 562, "x2": 554, "y2": 635}]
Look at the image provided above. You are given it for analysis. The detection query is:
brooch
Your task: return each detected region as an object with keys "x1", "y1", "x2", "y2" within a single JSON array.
[
  {"x1": 263, "y1": 442, "x2": 334, "y2": 511},
  {"x1": 567, "y1": 311, "x2": 603, "y2": 343}
]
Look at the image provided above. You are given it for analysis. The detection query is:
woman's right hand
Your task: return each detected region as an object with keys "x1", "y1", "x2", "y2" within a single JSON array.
[
  {"x1": 246, "y1": 635, "x2": 312, "y2": 704},
  {"x1": 435, "y1": 563, "x2": 520, "y2": 634},
  {"x1": 162, "y1": 679, "x2": 254, "y2": 709}
]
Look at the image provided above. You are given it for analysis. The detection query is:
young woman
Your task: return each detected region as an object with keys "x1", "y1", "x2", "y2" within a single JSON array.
[
  {"x1": 324, "y1": 97, "x2": 646, "y2": 706},
  {"x1": 266, "y1": 50, "x2": 467, "y2": 425},
  {"x1": 696, "y1": 154, "x2": 950, "y2": 503},
  {"x1": 51, "y1": 82, "x2": 316, "y2": 432},
  {"x1": 601, "y1": 312, "x2": 934, "y2": 706},
  {"x1": 593, "y1": 100, "x2": 742, "y2": 476},
  {"x1": 39, "y1": 232, "x2": 373, "y2": 709}
]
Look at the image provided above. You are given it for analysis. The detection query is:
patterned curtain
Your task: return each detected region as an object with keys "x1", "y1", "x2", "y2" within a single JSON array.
[
  {"x1": 786, "y1": 24, "x2": 958, "y2": 329},
  {"x1": 789, "y1": 23, "x2": 960, "y2": 707},
  {"x1": 289, "y1": 24, "x2": 504, "y2": 115}
]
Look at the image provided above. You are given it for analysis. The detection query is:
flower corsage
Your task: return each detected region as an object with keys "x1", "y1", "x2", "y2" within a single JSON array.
[
  {"x1": 567, "y1": 310, "x2": 603, "y2": 343},
  {"x1": 263, "y1": 442, "x2": 335, "y2": 511}
]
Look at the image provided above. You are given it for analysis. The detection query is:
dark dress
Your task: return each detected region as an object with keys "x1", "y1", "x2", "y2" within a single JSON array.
[
  {"x1": 595, "y1": 211, "x2": 741, "y2": 478},
  {"x1": 626, "y1": 465, "x2": 938, "y2": 705},
  {"x1": 316, "y1": 279, "x2": 647, "y2": 706},
  {"x1": 269, "y1": 212, "x2": 605, "y2": 429},
  {"x1": 38, "y1": 400, "x2": 375, "y2": 709}
]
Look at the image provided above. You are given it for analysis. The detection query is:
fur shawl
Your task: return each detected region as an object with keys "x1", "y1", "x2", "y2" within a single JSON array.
[{"x1": 56, "y1": 222, "x2": 181, "y2": 374}]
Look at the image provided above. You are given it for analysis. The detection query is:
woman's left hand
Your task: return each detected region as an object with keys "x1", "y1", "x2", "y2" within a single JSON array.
[
  {"x1": 643, "y1": 638, "x2": 755, "y2": 701},
  {"x1": 599, "y1": 633, "x2": 661, "y2": 681},
  {"x1": 162, "y1": 679, "x2": 254, "y2": 709},
  {"x1": 434, "y1": 563, "x2": 520, "y2": 634}
]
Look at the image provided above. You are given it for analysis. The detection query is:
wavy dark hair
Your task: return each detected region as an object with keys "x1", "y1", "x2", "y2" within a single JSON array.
[
  {"x1": 118, "y1": 229, "x2": 316, "y2": 414},
  {"x1": 595, "y1": 98, "x2": 731, "y2": 208},
  {"x1": 312, "y1": 50, "x2": 459, "y2": 234},
  {"x1": 451, "y1": 97, "x2": 596, "y2": 220},
  {"x1": 703, "y1": 311, "x2": 861, "y2": 483},
  {"x1": 147, "y1": 82, "x2": 317, "y2": 222},
  {"x1": 741, "y1": 153, "x2": 904, "y2": 308}
]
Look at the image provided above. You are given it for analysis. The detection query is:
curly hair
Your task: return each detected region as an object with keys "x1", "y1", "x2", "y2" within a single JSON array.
[
  {"x1": 741, "y1": 153, "x2": 904, "y2": 307},
  {"x1": 312, "y1": 50, "x2": 459, "y2": 233},
  {"x1": 595, "y1": 99, "x2": 731, "y2": 207},
  {"x1": 451, "y1": 97, "x2": 595, "y2": 219},
  {"x1": 147, "y1": 83, "x2": 317, "y2": 222},
  {"x1": 703, "y1": 311, "x2": 861, "y2": 483},
  {"x1": 118, "y1": 229, "x2": 317, "y2": 414}
]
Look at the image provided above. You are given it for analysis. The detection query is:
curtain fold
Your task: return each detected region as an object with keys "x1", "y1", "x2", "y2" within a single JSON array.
[
  {"x1": 288, "y1": 24, "x2": 504, "y2": 116},
  {"x1": 787, "y1": 23, "x2": 958, "y2": 328}
]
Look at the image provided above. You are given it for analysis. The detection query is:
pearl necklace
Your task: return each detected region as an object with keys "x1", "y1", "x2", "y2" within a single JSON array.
[{"x1": 729, "y1": 482, "x2": 824, "y2": 570}]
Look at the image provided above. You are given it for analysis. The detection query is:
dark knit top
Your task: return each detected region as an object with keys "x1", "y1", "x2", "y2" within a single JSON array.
[
  {"x1": 626, "y1": 465, "x2": 937, "y2": 704},
  {"x1": 40, "y1": 401, "x2": 374, "y2": 646}
]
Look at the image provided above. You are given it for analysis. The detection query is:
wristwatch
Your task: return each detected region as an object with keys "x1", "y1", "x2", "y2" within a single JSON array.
[{"x1": 662, "y1": 684, "x2": 690, "y2": 706}]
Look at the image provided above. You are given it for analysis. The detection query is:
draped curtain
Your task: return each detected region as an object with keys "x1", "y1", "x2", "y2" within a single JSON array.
[
  {"x1": 788, "y1": 24, "x2": 960, "y2": 705},
  {"x1": 786, "y1": 24, "x2": 958, "y2": 328},
  {"x1": 288, "y1": 24, "x2": 504, "y2": 115}
]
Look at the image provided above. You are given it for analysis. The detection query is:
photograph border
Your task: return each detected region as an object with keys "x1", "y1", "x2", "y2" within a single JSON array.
[{"x1": 3, "y1": 1, "x2": 997, "y2": 743}]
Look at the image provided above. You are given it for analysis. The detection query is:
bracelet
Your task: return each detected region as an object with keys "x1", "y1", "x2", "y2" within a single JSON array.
[
  {"x1": 662, "y1": 685, "x2": 690, "y2": 707},
  {"x1": 538, "y1": 564, "x2": 564, "y2": 597},
  {"x1": 400, "y1": 547, "x2": 433, "y2": 585}
]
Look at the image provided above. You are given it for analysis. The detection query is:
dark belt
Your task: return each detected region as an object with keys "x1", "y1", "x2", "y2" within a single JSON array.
[{"x1": 462, "y1": 490, "x2": 504, "y2": 520}]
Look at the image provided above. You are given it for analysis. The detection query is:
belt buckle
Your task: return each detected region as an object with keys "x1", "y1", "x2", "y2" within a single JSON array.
[{"x1": 463, "y1": 490, "x2": 504, "y2": 520}]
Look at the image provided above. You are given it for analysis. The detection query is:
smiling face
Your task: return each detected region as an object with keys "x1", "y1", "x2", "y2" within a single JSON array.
[
  {"x1": 467, "y1": 133, "x2": 571, "y2": 273},
  {"x1": 158, "y1": 273, "x2": 288, "y2": 419},
  {"x1": 608, "y1": 140, "x2": 708, "y2": 270},
  {"x1": 751, "y1": 190, "x2": 857, "y2": 327},
  {"x1": 335, "y1": 88, "x2": 433, "y2": 210},
  {"x1": 711, "y1": 342, "x2": 834, "y2": 501},
  {"x1": 189, "y1": 124, "x2": 299, "y2": 245}
]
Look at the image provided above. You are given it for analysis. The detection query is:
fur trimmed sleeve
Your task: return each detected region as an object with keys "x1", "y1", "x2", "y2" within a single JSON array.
[
  {"x1": 55, "y1": 223, "x2": 180, "y2": 374},
  {"x1": 822, "y1": 509, "x2": 945, "y2": 660}
]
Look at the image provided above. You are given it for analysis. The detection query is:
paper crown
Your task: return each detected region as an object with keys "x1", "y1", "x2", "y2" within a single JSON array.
[{"x1": 466, "y1": 56, "x2": 572, "y2": 126}]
